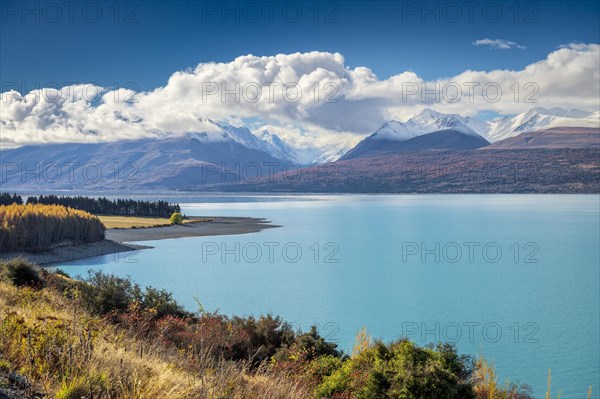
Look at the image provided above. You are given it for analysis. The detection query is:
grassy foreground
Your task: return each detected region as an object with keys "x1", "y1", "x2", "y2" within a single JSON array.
[
  {"x1": 0, "y1": 259, "x2": 592, "y2": 399},
  {"x1": 0, "y1": 260, "x2": 309, "y2": 399}
]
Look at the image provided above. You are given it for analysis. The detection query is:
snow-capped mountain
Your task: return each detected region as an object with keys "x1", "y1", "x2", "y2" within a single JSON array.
[
  {"x1": 188, "y1": 124, "x2": 297, "y2": 163},
  {"x1": 340, "y1": 109, "x2": 490, "y2": 160},
  {"x1": 370, "y1": 109, "x2": 481, "y2": 141},
  {"x1": 363, "y1": 107, "x2": 599, "y2": 145},
  {"x1": 483, "y1": 107, "x2": 600, "y2": 142},
  {"x1": 408, "y1": 109, "x2": 483, "y2": 137},
  {"x1": 258, "y1": 130, "x2": 299, "y2": 162},
  {"x1": 338, "y1": 106, "x2": 599, "y2": 160}
]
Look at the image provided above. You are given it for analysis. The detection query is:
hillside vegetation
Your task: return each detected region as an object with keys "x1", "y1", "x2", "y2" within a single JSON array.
[
  {"x1": 0, "y1": 204, "x2": 105, "y2": 253},
  {"x1": 220, "y1": 148, "x2": 600, "y2": 193},
  {"x1": 0, "y1": 259, "x2": 311, "y2": 399},
  {"x1": 1, "y1": 259, "x2": 585, "y2": 399}
]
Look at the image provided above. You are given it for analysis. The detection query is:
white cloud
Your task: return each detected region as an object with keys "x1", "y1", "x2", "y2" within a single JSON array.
[
  {"x1": 473, "y1": 38, "x2": 526, "y2": 50},
  {"x1": 1, "y1": 44, "x2": 598, "y2": 149}
]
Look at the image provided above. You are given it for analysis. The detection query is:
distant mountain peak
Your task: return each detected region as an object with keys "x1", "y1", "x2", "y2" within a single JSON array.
[
  {"x1": 258, "y1": 129, "x2": 298, "y2": 162},
  {"x1": 370, "y1": 109, "x2": 481, "y2": 142}
]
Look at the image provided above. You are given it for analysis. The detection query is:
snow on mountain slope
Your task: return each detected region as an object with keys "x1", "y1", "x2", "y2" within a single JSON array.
[
  {"x1": 311, "y1": 142, "x2": 356, "y2": 164},
  {"x1": 460, "y1": 116, "x2": 491, "y2": 137},
  {"x1": 484, "y1": 107, "x2": 600, "y2": 141},
  {"x1": 187, "y1": 124, "x2": 297, "y2": 162},
  {"x1": 179, "y1": 107, "x2": 600, "y2": 164},
  {"x1": 370, "y1": 109, "x2": 481, "y2": 142},
  {"x1": 258, "y1": 130, "x2": 299, "y2": 162},
  {"x1": 370, "y1": 107, "x2": 599, "y2": 144},
  {"x1": 408, "y1": 109, "x2": 481, "y2": 137},
  {"x1": 338, "y1": 107, "x2": 599, "y2": 161},
  {"x1": 370, "y1": 121, "x2": 422, "y2": 141}
]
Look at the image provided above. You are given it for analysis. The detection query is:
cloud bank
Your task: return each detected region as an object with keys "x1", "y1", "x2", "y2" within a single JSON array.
[{"x1": 1, "y1": 43, "x2": 598, "y2": 149}]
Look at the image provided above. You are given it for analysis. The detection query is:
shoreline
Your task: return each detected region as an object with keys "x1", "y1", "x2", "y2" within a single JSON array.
[
  {"x1": 0, "y1": 240, "x2": 150, "y2": 266},
  {"x1": 105, "y1": 216, "x2": 279, "y2": 242},
  {"x1": 0, "y1": 216, "x2": 279, "y2": 266}
]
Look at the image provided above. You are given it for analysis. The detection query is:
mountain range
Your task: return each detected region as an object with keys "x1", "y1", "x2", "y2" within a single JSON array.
[
  {"x1": 345, "y1": 107, "x2": 598, "y2": 148},
  {"x1": 341, "y1": 107, "x2": 598, "y2": 160},
  {"x1": 0, "y1": 107, "x2": 598, "y2": 191},
  {"x1": 483, "y1": 107, "x2": 600, "y2": 141}
]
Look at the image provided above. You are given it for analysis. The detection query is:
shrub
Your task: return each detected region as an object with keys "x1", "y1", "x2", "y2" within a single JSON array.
[
  {"x1": 274, "y1": 325, "x2": 340, "y2": 363},
  {"x1": 45, "y1": 272, "x2": 78, "y2": 297},
  {"x1": 293, "y1": 326, "x2": 340, "y2": 360},
  {"x1": 80, "y1": 271, "x2": 190, "y2": 321},
  {"x1": 317, "y1": 339, "x2": 475, "y2": 399},
  {"x1": 170, "y1": 212, "x2": 184, "y2": 224},
  {"x1": 81, "y1": 270, "x2": 140, "y2": 315},
  {"x1": 140, "y1": 286, "x2": 187, "y2": 318},
  {"x1": 155, "y1": 315, "x2": 192, "y2": 347},
  {"x1": 227, "y1": 314, "x2": 296, "y2": 366},
  {"x1": 294, "y1": 354, "x2": 344, "y2": 392},
  {"x1": 0, "y1": 258, "x2": 44, "y2": 288}
]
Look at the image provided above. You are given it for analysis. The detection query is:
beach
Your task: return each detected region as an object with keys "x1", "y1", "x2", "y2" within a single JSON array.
[{"x1": 106, "y1": 216, "x2": 279, "y2": 242}]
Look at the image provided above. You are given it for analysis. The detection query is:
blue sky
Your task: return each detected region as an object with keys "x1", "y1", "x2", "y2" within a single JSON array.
[
  {"x1": 1, "y1": 1, "x2": 599, "y2": 152},
  {"x1": 2, "y1": 0, "x2": 599, "y2": 92}
]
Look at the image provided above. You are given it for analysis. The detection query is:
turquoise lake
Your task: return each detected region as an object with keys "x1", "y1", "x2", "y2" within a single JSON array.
[{"x1": 54, "y1": 194, "x2": 600, "y2": 398}]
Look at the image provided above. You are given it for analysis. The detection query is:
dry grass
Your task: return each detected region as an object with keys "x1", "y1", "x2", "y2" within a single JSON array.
[
  {"x1": 97, "y1": 215, "x2": 171, "y2": 229},
  {"x1": 98, "y1": 216, "x2": 212, "y2": 229},
  {"x1": 0, "y1": 280, "x2": 311, "y2": 399}
]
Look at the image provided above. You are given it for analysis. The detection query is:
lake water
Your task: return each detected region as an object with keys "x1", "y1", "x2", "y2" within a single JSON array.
[{"x1": 54, "y1": 194, "x2": 600, "y2": 398}]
